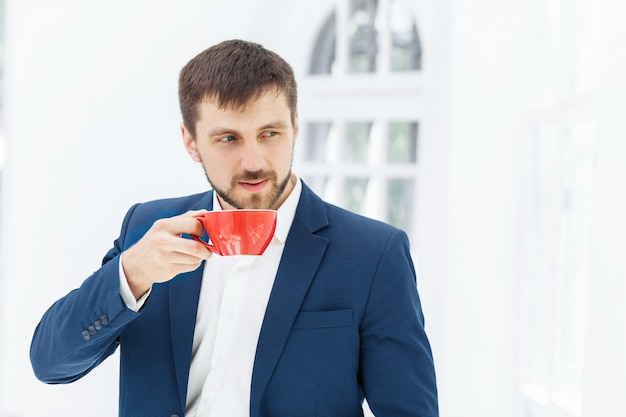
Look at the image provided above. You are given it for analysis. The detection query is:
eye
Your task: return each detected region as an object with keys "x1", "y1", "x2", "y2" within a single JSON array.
[
  {"x1": 217, "y1": 135, "x2": 237, "y2": 142},
  {"x1": 262, "y1": 131, "x2": 279, "y2": 138}
]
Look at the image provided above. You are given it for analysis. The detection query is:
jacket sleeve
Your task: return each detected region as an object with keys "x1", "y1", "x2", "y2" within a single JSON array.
[
  {"x1": 359, "y1": 229, "x2": 439, "y2": 416},
  {"x1": 30, "y1": 204, "x2": 143, "y2": 384}
]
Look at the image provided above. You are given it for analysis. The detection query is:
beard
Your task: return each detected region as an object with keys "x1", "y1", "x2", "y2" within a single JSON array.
[{"x1": 204, "y1": 167, "x2": 292, "y2": 210}]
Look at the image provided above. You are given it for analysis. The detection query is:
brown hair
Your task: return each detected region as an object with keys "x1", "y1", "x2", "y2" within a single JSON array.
[{"x1": 178, "y1": 39, "x2": 298, "y2": 137}]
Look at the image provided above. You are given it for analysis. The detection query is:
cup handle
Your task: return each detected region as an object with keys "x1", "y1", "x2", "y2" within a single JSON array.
[{"x1": 192, "y1": 216, "x2": 218, "y2": 254}]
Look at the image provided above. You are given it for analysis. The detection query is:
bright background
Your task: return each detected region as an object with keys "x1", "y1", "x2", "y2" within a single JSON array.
[{"x1": 1, "y1": 0, "x2": 625, "y2": 416}]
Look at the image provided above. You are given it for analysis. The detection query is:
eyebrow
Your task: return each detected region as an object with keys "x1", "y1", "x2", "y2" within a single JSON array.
[
  {"x1": 259, "y1": 120, "x2": 290, "y2": 130},
  {"x1": 206, "y1": 120, "x2": 290, "y2": 137},
  {"x1": 207, "y1": 127, "x2": 237, "y2": 137}
]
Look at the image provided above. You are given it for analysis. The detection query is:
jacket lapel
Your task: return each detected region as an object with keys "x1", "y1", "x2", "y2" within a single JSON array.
[
  {"x1": 250, "y1": 183, "x2": 329, "y2": 417},
  {"x1": 169, "y1": 191, "x2": 214, "y2": 412},
  {"x1": 170, "y1": 269, "x2": 204, "y2": 412}
]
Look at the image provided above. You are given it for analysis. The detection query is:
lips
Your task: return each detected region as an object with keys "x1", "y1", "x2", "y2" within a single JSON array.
[{"x1": 239, "y1": 179, "x2": 268, "y2": 192}]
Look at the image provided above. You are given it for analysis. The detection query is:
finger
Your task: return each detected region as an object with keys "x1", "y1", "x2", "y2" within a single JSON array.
[
  {"x1": 168, "y1": 251, "x2": 208, "y2": 266},
  {"x1": 172, "y1": 236, "x2": 212, "y2": 260},
  {"x1": 152, "y1": 215, "x2": 206, "y2": 237},
  {"x1": 176, "y1": 217, "x2": 207, "y2": 237},
  {"x1": 175, "y1": 210, "x2": 211, "y2": 236},
  {"x1": 179, "y1": 209, "x2": 209, "y2": 218}
]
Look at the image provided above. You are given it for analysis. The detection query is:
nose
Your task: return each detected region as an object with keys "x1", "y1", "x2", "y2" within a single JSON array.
[{"x1": 240, "y1": 140, "x2": 267, "y2": 172}]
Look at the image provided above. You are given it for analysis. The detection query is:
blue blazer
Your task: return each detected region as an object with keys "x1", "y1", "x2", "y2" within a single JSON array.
[{"x1": 31, "y1": 182, "x2": 438, "y2": 417}]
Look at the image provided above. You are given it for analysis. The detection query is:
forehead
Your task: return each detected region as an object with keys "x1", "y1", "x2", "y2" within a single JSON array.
[
  {"x1": 197, "y1": 90, "x2": 292, "y2": 125},
  {"x1": 205, "y1": 85, "x2": 288, "y2": 111}
]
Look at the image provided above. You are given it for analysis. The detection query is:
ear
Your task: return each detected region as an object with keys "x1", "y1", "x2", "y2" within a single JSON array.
[{"x1": 181, "y1": 122, "x2": 201, "y2": 162}]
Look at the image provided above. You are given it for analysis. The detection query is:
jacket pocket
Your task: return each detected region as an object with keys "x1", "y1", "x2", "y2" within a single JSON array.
[{"x1": 292, "y1": 309, "x2": 353, "y2": 329}]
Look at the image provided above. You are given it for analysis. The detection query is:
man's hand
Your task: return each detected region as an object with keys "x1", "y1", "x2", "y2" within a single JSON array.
[{"x1": 121, "y1": 210, "x2": 211, "y2": 299}]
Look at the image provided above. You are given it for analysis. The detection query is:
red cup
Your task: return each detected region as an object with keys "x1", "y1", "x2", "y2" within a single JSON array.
[{"x1": 192, "y1": 209, "x2": 277, "y2": 256}]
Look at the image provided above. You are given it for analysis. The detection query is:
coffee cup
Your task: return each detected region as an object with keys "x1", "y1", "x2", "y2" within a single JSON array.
[{"x1": 192, "y1": 209, "x2": 277, "y2": 256}]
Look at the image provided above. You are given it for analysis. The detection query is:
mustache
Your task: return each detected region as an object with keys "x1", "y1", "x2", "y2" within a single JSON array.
[{"x1": 232, "y1": 170, "x2": 277, "y2": 184}]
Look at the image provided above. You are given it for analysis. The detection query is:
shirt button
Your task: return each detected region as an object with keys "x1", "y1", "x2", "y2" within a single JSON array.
[{"x1": 81, "y1": 330, "x2": 91, "y2": 341}]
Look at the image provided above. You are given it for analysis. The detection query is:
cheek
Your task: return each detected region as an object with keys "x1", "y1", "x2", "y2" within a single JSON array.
[
  {"x1": 280, "y1": 147, "x2": 295, "y2": 169},
  {"x1": 272, "y1": 142, "x2": 294, "y2": 164},
  {"x1": 204, "y1": 157, "x2": 229, "y2": 176},
  {"x1": 200, "y1": 151, "x2": 231, "y2": 176}
]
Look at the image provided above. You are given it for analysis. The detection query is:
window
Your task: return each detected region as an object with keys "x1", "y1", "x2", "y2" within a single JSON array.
[
  {"x1": 520, "y1": 122, "x2": 595, "y2": 417},
  {"x1": 298, "y1": 0, "x2": 422, "y2": 239},
  {"x1": 310, "y1": 0, "x2": 421, "y2": 75},
  {"x1": 519, "y1": 0, "x2": 603, "y2": 415}
]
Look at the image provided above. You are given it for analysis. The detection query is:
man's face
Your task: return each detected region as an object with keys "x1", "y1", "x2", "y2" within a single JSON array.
[{"x1": 182, "y1": 90, "x2": 298, "y2": 210}]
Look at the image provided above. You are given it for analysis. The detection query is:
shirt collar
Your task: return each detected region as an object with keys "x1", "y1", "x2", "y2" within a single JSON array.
[{"x1": 211, "y1": 176, "x2": 302, "y2": 244}]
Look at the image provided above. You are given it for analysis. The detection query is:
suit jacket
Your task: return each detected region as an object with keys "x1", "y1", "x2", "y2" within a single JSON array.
[{"x1": 31, "y1": 182, "x2": 438, "y2": 417}]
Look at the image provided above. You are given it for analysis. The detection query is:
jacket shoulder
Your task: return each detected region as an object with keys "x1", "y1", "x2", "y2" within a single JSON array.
[
  {"x1": 131, "y1": 190, "x2": 213, "y2": 217},
  {"x1": 117, "y1": 190, "x2": 213, "y2": 250},
  {"x1": 324, "y1": 201, "x2": 403, "y2": 239}
]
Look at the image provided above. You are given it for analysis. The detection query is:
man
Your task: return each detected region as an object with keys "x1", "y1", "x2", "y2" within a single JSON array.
[{"x1": 30, "y1": 39, "x2": 438, "y2": 417}]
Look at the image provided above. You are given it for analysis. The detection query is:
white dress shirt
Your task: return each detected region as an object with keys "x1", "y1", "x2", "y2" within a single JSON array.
[{"x1": 119, "y1": 178, "x2": 302, "y2": 417}]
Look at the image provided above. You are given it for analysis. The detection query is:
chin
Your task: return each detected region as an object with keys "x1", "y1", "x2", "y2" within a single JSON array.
[{"x1": 232, "y1": 195, "x2": 269, "y2": 210}]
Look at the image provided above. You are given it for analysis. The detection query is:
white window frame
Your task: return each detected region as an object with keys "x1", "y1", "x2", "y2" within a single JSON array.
[{"x1": 296, "y1": 0, "x2": 423, "y2": 244}]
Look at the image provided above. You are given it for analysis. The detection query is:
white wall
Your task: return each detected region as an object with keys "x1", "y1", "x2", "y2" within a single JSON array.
[
  {"x1": 418, "y1": 0, "x2": 626, "y2": 416},
  {"x1": 417, "y1": 0, "x2": 525, "y2": 415},
  {"x1": 0, "y1": 1, "x2": 314, "y2": 415},
  {"x1": 2, "y1": 1, "x2": 625, "y2": 417}
]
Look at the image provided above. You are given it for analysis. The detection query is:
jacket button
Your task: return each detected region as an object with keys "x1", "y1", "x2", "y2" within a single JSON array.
[
  {"x1": 94, "y1": 319, "x2": 102, "y2": 330},
  {"x1": 100, "y1": 314, "x2": 109, "y2": 325},
  {"x1": 81, "y1": 330, "x2": 91, "y2": 341}
]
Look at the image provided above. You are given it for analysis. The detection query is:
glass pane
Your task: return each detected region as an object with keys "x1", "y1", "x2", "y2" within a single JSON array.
[
  {"x1": 388, "y1": 122, "x2": 418, "y2": 163},
  {"x1": 387, "y1": 178, "x2": 415, "y2": 231},
  {"x1": 552, "y1": 122, "x2": 594, "y2": 408},
  {"x1": 345, "y1": 122, "x2": 372, "y2": 163},
  {"x1": 520, "y1": 122, "x2": 595, "y2": 414},
  {"x1": 348, "y1": 0, "x2": 378, "y2": 73},
  {"x1": 309, "y1": 11, "x2": 337, "y2": 75},
  {"x1": 345, "y1": 177, "x2": 369, "y2": 214},
  {"x1": 304, "y1": 122, "x2": 332, "y2": 163},
  {"x1": 389, "y1": 0, "x2": 422, "y2": 71}
]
